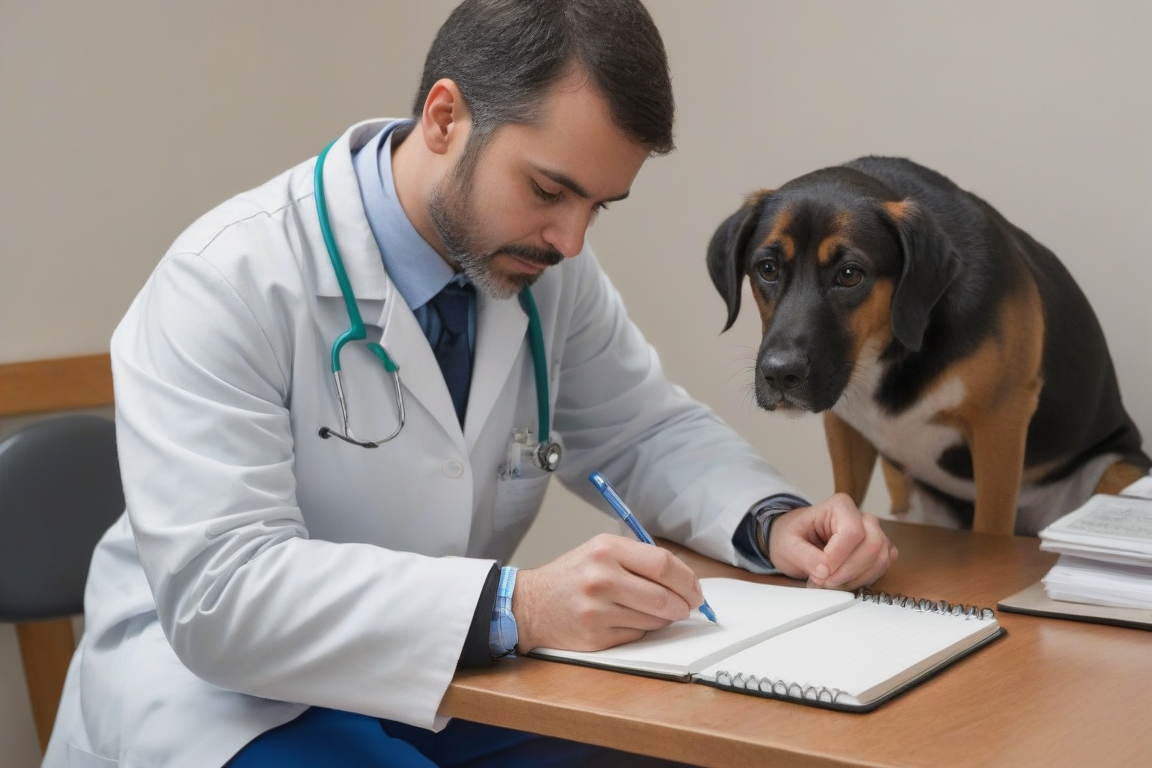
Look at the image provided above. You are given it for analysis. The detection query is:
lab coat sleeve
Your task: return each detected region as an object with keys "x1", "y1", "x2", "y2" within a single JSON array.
[
  {"x1": 110, "y1": 251, "x2": 493, "y2": 729},
  {"x1": 551, "y1": 249, "x2": 808, "y2": 567}
]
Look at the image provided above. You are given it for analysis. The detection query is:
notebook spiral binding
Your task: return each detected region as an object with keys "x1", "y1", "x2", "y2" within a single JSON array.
[
  {"x1": 710, "y1": 670, "x2": 845, "y2": 704},
  {"x1": 708, "y1": 588, "x2": 996, "y2": 705},
  {"x1": 856, "y1": 587, "x2": 997, "y2": 621}
]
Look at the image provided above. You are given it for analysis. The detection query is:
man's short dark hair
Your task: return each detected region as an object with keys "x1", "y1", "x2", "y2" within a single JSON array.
[{"x1": 413, "y1": 0, "x2": 675, "y2": 159}]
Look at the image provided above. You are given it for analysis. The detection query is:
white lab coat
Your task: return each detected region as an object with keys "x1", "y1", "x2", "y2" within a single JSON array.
[{"x1": 44, "y1": 120, "x2": 804, "y2": 768}]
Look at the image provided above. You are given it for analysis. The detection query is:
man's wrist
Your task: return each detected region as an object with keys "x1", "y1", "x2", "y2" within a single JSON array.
[
  {"x1": 733, "y1": 494, "x2": 808, "y2": 571},
  {"x1": 488, "y1": 566, "x2": 519, "y2": 659},
  {"x1": 755, "y1": 495, "x2": 808, "y2": 546}
]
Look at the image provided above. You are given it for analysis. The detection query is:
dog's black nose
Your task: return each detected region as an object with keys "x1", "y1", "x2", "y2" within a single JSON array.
[{"x1": 760, "y1": 353, "x2": 810, "y2": 391}]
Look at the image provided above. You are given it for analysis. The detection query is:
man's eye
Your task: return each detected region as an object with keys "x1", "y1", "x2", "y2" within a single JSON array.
[
  {"x1": 532, "y1": 181, "x2": 562, "y2": 202},
  {"x1": 755, "y1": 259, "x2": 779, "y2": 282},
  {"x1": 837, "y1": 265, "x2": 864, "y2": 287}
]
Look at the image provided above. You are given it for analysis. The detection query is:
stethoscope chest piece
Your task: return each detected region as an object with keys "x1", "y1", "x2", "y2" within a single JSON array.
[{"x1": 535, "y1": 440, "x2": 562, "y2": 473}]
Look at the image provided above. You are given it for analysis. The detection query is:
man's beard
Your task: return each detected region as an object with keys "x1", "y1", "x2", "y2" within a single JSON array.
[{"x1": 428, "y1": 166, "x2": 564, "y2": 300}]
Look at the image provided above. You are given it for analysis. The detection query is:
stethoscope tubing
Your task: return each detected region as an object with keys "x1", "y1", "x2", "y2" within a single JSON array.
[{"x1": 314, "y1": 136, "x2": 556, "y2": 467}]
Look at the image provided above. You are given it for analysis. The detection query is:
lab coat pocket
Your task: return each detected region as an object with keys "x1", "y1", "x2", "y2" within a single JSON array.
[{"x1": 493, "y1": 472, "x2": 551, "y2": 531}]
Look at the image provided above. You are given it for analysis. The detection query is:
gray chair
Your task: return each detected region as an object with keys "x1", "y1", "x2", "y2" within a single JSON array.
[{"x1": 0, "y1": 414, "x2": 124, "y2": 752}]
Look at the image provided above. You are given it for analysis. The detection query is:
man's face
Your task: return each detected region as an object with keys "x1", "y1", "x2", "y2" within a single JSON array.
[{"x1": 428, "y1": 74, "x2": 650, "y2": 299}]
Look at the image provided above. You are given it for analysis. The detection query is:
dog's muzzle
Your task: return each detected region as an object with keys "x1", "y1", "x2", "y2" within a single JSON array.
[{"x1": 756, "y1": 352, "x2": 814, "y2": 411}]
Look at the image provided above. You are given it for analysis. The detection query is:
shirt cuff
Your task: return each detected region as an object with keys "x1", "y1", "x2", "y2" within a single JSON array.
[
  {"x1": 457, "y1": 562, "x2": 501, "y2": 668},
  {"x1": 488, "y1": 566, "x2": 519, "y2": 658},
  {"x1": 731, "y1": 494, "x2": 809, "y2": 574}
]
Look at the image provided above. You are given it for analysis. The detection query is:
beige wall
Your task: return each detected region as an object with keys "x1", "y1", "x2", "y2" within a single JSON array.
[{"x1": 2, "y1": 1, "x2": 1149, "y2": 764}]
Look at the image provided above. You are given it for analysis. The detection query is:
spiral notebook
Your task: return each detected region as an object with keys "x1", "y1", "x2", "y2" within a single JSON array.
[{"x1": 529, "y1": 578, "x2": 1003, "y2": 712}]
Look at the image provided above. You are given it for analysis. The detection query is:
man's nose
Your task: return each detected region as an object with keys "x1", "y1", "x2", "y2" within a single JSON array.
[{"x1": 542, "y1": 208, "x2": 590, "y2": 258}]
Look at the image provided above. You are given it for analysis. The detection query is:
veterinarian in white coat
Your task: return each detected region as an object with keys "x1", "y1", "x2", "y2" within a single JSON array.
[
  {"x1": 45, "y1": 4, "x2": 896, "y2": 766},
  {"x1": 48, "y1": 117, "x2": 805, "y2": 764}
]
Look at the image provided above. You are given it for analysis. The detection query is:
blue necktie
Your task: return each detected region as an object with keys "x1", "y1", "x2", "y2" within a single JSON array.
[{"x1": 429, "y1": 282, "x2": 474, "y2": 425}]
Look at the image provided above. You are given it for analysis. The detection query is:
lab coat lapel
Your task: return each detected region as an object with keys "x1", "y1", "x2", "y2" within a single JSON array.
[
  {"x1": 465, "y1": 293, "x2": 529, "y2": 453},
  {"x1": 375, "y1": 297, "x2": 467, "y2": 453},
  {"x1": 309, "y1": 119, "x2": 396, "y2": 301},
  {"x1": 305, "y1": 119, "x2": 465, "y2": 450}
]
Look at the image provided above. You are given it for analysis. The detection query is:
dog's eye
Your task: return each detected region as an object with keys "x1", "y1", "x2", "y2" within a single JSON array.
[
  {"x1": 837, "y1": 265, "x2": 864, "y2": 287},
  {"x1": 755, "y1": 259, "x2": 779, "y2": 282}
]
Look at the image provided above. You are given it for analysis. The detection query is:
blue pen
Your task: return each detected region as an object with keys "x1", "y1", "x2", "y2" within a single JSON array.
[{"x1": 588, "y1": 471, "x2": 718, "y2": 624}]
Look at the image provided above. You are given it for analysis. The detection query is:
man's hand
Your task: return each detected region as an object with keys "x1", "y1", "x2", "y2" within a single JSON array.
[
  {"x1": 512, "y1": 534, "x2": 705, "y2": 654},
  {"x1": 767, "y1": 494, "x2": 897, "y2": 590}
]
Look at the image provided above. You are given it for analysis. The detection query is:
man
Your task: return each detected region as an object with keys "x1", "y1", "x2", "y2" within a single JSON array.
[{"x1": 45, "y1": 1, "x2": 895, "y2": 766}]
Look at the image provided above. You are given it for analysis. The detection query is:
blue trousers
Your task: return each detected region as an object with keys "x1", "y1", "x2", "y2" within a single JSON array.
[{"x1": 225, "y1": 707, "x2": 692, "y2": 767}]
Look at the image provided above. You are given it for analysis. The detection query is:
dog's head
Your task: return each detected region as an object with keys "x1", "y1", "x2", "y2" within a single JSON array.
[{"x1": 707, "y1": 165, "x2": 958, "y2": 413}]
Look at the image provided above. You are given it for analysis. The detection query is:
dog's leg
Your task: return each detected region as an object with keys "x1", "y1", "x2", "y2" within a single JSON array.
[
  {"x1": 1094, "y1": 460, "x2": 1149, "y2": 495},
  {"x1": 881, "y1": 457, "x2": 911, "y2": 514},
  {"x1": 824, "y1": 412, "x2": 878, "y2": 506},
  {"x1": 968, "y1": 386, "x2": 1041, "y2": 535}
]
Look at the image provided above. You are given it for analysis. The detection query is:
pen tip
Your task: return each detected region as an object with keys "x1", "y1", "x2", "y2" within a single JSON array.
[{"x1": 700, "y1": 603, "x2": 718, "y2": 624}]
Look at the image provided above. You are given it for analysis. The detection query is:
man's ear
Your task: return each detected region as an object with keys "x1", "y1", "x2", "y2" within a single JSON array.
[
  {"x1": 420, "y1": 78, "x2": 469, "y2": 156},
  {"x1": 706, "y1": 190, "x2": 773, "y2": 332},
  {"x1": 883, "y1": 199, "x2": 959, "y2": 352}
]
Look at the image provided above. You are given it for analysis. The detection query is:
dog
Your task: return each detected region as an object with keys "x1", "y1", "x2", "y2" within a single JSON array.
[{"x1": 706, "y1": 156, "x2": 1150, "y2": 535}]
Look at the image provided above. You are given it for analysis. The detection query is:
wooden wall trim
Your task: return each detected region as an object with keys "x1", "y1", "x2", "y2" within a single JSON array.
[{"x1": 0, "y1": 354, "x2": 114, "y2": 417}]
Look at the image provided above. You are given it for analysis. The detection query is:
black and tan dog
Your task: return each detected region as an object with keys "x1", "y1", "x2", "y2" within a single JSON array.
[{"x1": 707, "y1": 157, "x2": 1150, "y2": 535}]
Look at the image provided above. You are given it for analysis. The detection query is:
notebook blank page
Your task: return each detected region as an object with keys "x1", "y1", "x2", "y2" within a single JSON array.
[
  {"x1": 530, "y1": 579, "x2": 854, "y2": 676},
  {"x1": 698, "y1": 600, "x2": 999, "y2": 701}
]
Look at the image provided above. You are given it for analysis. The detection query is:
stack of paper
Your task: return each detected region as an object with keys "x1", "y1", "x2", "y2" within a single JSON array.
[{"x1": 1037, "y1": 494, "x2": 1152, "y2": 610}]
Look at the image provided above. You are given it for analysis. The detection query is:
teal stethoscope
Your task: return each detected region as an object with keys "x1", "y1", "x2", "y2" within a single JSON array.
[{"x1": 313, "y1": 139, "x2": 562, "y2": 473}]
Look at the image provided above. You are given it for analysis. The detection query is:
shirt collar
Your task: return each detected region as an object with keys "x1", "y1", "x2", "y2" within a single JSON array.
[{"x1": 352, "y1": 120, "x2": 457, "y2": 312}]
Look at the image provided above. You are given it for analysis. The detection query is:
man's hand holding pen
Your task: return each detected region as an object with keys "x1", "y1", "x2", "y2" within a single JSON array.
[{"x1": 513, "y1": 535, "x2": 705, "y2": 653}]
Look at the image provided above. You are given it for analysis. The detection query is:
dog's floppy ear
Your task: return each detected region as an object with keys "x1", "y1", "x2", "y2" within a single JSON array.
[
  {"x1": 707, "y1": 190, "x2": 773, "y2": 332},
  {"x1": 883, "y1": 199, "x2": 959, "y2": 352}
]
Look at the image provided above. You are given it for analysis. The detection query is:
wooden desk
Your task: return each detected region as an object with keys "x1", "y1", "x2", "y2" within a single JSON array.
[{"x1": 442, "y1": 521, "x2": 1152, "y2": 767}]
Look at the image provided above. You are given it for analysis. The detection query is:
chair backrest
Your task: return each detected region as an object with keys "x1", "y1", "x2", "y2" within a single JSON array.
[
  {"x1": 0, "y1": 415, "x2": 125, "y2": 622},
  {"x1": 0, "y1": 355, "x2": 117, "y2": 752}
]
